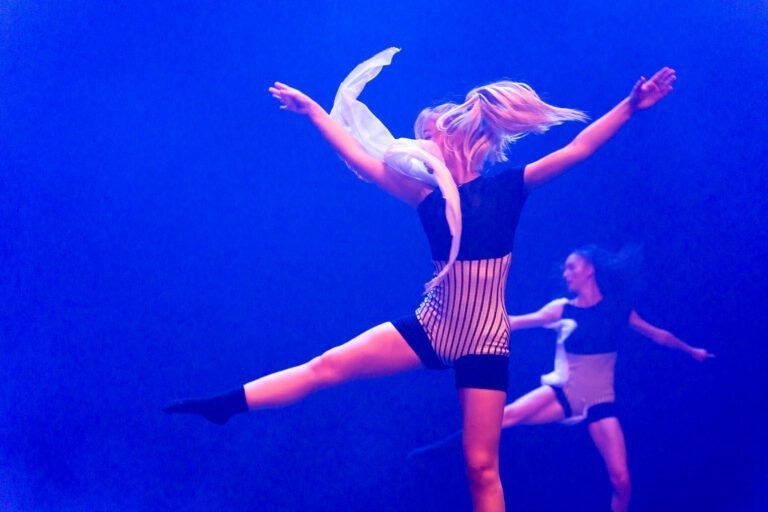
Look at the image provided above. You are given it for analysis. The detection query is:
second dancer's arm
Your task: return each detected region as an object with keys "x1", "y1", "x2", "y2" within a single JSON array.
[{"x1": 629, "y1": 311, "x2": 714, "y2": 362}]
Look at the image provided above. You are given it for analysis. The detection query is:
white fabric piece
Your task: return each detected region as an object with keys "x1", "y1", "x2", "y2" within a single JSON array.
[
  {"x1": 383, "y1": 141, "x2": 461, "y2": 291},
  {"x1": 329, "y1": 47, "x2": 400, "y2": 169},
  {"x1": 540, "y1": 318, "x2": 578, "y2": 386},
  {"x1": 542, "y1": 318, "x2": 584, "y2": 425},
  {"x1": 329, "y1": 47, "x2": 462, "y2": 292}
]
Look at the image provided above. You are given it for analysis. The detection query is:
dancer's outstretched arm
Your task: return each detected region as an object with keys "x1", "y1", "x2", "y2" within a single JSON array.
[
  {"x1": 524, "y1": 67, "x2": 677, "y2": 188},
  {"x1": 507, "y1": 298, "x2": 568, "y2": 330},
  {"x1": 629, "y1": 310, "x2": 714, "y2": 362},
  {"x1": 270, "y1": 82, "x2": 430, "y2": 206}
]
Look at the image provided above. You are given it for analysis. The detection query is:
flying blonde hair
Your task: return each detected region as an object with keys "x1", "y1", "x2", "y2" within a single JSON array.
[{"x1": 416, "y1": 81, "x2": 589, "y2": 176}]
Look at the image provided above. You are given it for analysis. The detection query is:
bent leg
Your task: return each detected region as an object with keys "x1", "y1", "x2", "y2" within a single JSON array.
[
  {"x1": 588, "y1": 417, "x2": 631, "y2": 512},
  {"x1": 244, "y1": 322, "x2": 422, "y2": 409},
  {"x1": 501, "y1": 386, "x2": 566, "y2": 428},
  {"x1": 459, "y1": 387, "x2": 507, "y2": 512},
  {"x1": 409, "y1": 385, "x2": 565, "y2": 457}
]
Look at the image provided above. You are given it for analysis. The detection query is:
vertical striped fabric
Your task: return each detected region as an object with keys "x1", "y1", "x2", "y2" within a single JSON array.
[{"x1": 416, "y1": 253, "x2": 512, "y2": 365}]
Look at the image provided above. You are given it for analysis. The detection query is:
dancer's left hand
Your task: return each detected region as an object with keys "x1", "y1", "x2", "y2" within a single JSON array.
[{"x1": 629, "y1": 67, "x2": 676, "y2": 110}]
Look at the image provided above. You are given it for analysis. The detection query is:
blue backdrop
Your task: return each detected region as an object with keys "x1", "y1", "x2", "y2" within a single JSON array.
[{"x1": 2, "y1": 1, "x2": 766, "y2": 510}]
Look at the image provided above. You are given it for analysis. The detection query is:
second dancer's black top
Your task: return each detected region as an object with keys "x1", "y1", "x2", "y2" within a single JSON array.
[{"x1": 562, "y1": 299, "x2": 632, "y2": 355}]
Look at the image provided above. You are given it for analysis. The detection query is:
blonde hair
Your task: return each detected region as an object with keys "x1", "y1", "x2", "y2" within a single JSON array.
[{"x1": 417, "y1": 81, "x2": 588, "y2": 176}]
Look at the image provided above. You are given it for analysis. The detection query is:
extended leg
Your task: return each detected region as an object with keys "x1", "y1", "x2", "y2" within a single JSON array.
[
  {"x1": 243, "y1": 322, "x2": 422, "y2": 408},
  {"x1": 165, "y1": 322, "x2": 422, "y2": 424}
]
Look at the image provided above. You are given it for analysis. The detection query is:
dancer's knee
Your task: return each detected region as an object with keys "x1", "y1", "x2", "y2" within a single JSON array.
[
  {"x1": 609, "y1": 469, "x2": 631, "y2": 497},
  {"x1": 464, "y1": 449, "x2": 500, "y2": 490},
  {"x1": 306, "y1": 349, "x2": 346, "y2": 387}
]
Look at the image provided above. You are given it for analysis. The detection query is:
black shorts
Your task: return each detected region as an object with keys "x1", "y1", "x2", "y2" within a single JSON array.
[
  {"x1": 392, "y1": 315, "x2": 509, "y2": 392},
  {"x1": 549, "y1": 385, "x2": 618, "y2": 425}
]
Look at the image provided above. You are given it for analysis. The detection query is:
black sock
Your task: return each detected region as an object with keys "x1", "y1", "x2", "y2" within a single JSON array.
[{"x1": 162, "y1": 387, "x2": 248, "y2": 425}]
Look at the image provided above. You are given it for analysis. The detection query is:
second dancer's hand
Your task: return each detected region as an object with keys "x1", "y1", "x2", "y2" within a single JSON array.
[{"x1": 690, "y1": 347, "x2": 715, "y2": 362}]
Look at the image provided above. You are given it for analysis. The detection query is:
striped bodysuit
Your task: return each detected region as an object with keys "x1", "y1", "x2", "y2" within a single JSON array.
[{"x1": 393, "y1": 167, "x2": 527, "y2": 388}]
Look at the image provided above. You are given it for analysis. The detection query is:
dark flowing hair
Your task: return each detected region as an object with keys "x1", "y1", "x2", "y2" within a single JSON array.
[{"x1": 568, "y1": 244, "x2": 644, "y2": 309}]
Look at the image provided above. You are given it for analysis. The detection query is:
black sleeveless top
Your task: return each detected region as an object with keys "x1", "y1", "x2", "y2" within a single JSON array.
[
  {"x1": 411, "y1": 167, "x2": 528, "y2": 363},
  {"x1": 416, "y1": 167, "x2": 528, "y2": 261},
  {"x1": 561, "y1": 299, "x2": 632, "y2": 355}
]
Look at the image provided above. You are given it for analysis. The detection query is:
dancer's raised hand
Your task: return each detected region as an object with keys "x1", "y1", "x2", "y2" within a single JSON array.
[
  {"x1": 629, "y1": 67, "x2": 677, "y2": 110},
  {"x1": 269, "y1": 82, "x2": 321, "y2": 115}
]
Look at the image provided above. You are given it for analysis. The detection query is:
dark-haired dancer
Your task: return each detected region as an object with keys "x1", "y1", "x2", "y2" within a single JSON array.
[
  {"x1": 164, "y1": 48, "x2": 676, "y2": 511},
  {"x1": 412, "y1": 246, "x2": 713, "y2": 512}
]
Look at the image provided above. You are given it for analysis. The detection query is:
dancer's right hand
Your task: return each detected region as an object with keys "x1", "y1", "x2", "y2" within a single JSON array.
[
  {"x1": 269, "y1": 82, "x2": 320, "y2": 115},
  {"x1": 690, "y1": 347, "x2": 715, "y2": 362},
  {"x1": 628, "y1": 67, "x2": 676, "y2": 111}
]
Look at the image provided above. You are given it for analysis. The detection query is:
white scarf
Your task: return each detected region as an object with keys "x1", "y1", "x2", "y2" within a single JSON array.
[
  {"x1": 541, "y1": 318, "x2": 588, "y2": 425},
  {"x1": 329, "y1": 47, "x2": 461, "y2": 292},
  {"x1": 541, "y1": 318, "x2": 578, "y2": 387}
]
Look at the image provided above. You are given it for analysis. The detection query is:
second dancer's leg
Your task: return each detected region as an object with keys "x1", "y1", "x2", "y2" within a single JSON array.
[
  {"x1": 588, "y1": 417, "x2": 631, "y2": 512},
  {"x1": 501, "y1": 385, "x2": 566, "y2": 428}
]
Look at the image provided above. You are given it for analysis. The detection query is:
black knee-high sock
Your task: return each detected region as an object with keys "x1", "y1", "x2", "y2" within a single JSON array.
[{"x1": 163, "y1": 387, "x2": 248, "y2": 425}]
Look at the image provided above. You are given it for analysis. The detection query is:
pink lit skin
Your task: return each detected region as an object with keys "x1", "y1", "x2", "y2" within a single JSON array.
[{"x1": 257, "y1": 61, "x2": 679, "y2": 512}]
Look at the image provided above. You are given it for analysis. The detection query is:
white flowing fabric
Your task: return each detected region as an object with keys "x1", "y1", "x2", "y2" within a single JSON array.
[
  {"x1": 540, "y1": 318, "x2": 578, "y2": 386},
  {"x1": 329, "y1": 47, "x2": 462, "y2": 292},
  {"x1": 541, "y1": 318, "x2": 586, "y2": 424}
]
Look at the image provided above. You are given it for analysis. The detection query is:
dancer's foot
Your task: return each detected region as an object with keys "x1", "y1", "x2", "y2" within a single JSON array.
[{"x1": 163, "y1": 388, "x2": 247, "y2": 425}]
